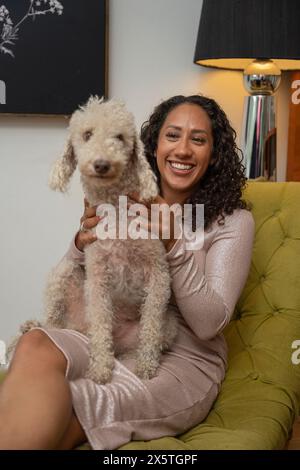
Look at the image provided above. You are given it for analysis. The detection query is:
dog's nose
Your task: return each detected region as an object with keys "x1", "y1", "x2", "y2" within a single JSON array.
[{"x1": 94, "y1": 159, "x2": 111, "y2": 175}]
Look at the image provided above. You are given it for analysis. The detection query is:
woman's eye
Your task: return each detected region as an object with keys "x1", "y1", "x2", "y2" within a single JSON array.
[
  {"x1": 166, "y1": 132, "x2": 179, "y2": 139},
  {"x1": 83, "y1": 130, "x2": 93, "y2": 142},
  {"x1": 193, "y1": 137, "x2": 206, "y2": 144}
]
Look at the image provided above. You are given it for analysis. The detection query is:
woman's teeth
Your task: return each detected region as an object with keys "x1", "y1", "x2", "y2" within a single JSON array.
[{"x1": 169, "y1": 161, "x2": 194, "y2": 171}]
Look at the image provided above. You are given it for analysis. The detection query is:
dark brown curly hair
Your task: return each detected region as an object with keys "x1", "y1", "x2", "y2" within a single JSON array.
[{"x1": 140, "y1": 94, "x2": 251, "y2": 231}]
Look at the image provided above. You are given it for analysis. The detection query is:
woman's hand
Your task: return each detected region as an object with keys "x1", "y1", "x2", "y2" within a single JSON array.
[
  {"x1": 127, "y1": 192, "x2": 179, "y2": 253},
  {"x1": 75, "y1": 198, "x2": 101, "y2": 251}
]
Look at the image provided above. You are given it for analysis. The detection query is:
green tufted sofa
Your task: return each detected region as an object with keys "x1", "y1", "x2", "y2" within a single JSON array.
[{"x1": 1, "y1": 182, "x2": 300, "y2": 449}]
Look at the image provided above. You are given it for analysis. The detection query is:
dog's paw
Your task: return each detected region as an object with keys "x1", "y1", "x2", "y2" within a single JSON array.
[
  {"x1": 135, "y1": 358, "x2": 159, "y2": 380},
  {"x1": 85, "y1": 362, "x2": 113, "y2": 384},
  {"x1": 6, "y1": 335, "x2": 20, "y2": 361},
  {"x1": 20, "y1": 320, "x2": 42, "y2": 334}
]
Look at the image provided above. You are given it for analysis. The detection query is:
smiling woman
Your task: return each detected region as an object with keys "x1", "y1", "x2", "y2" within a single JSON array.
[{"x1": 141, "y1": 95, "x2": 249, "y2": 230}]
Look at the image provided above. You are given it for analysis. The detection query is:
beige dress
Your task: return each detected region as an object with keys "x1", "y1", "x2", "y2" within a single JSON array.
[{"x1": 36, "y1": 208, "x2": 255, "y2": 450}]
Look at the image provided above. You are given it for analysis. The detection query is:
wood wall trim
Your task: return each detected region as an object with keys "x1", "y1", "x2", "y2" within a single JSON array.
[{"x1": 287, "y1": 71, "x2": 300, "y2": 181}]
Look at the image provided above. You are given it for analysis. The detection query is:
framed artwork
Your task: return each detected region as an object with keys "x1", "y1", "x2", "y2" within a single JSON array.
[{"x1": 0, "y1": 0, "x2": 108, "y2": 115}]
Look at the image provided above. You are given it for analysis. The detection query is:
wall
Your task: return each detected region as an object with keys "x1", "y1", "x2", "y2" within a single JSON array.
[{"x1": 0, "y1": 0, "x2": 290, "y2": 343}]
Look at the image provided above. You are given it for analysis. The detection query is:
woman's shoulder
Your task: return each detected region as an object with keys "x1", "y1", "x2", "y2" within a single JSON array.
[
  {"x1": 222, "y1": 208, "x2": 255, "y2": 228},
  {"x1": 208, "y1": 208, "x2": 255, "y2": 239}
]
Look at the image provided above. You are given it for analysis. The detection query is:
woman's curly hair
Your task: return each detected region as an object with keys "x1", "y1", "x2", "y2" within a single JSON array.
[{"x1": 140, "y1": 95, "x2": 251, "y2": 231}]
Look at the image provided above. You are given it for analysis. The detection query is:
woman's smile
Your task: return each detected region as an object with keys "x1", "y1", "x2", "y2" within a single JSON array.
[{"x1": 167, "y1": 160, "x2": 196, "y2": 175}]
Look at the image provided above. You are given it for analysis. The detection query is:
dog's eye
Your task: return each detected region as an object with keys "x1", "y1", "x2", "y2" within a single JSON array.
[
  {"x1": 115, "y1": 134, "x2": 124, "y2": 142},
  {"x1": 83, "y1": 130, "x2": 93, "y2": 142}
]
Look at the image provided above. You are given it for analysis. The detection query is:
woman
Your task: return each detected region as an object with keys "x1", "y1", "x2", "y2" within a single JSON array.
[{"x1": 0, "y1": 95, "x2": 255, "y2": 450}]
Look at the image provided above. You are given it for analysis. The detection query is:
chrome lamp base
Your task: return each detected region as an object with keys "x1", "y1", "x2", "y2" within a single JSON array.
[{"x1": 242, "y1": 59, "x2": 281, "y2": 181}]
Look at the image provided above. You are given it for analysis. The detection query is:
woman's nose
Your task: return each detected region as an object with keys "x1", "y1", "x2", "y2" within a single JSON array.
[{"x1": 174, "y1": 137, "x2": 192, "y2": 157}]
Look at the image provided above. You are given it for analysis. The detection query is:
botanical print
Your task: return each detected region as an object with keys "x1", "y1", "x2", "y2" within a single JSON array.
[
  {"x1": 0, "y1": 0, "x2": 106, "y2": 115},
  {"x1": 0, "y1": 0, "x2": 63, "y2": 58}
]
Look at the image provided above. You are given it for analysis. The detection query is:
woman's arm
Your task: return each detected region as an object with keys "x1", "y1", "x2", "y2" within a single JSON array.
[
  {"x1": 166, "y1": 209, "x2": 255, "y2": 341},
  {"x1": 64, "y1": 233, "x2": 85, "y2": 265}
]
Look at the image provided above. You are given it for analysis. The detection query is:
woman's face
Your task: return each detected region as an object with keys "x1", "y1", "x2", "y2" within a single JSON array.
[{"x1": 156, "y1": 103, "x2": 213, "y2": 202}]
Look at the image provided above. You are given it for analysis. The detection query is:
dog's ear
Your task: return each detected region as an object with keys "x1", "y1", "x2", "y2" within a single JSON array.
[
  {"x1": 48, "y1": 139, "x2": 77, "y2": 192},
  {"x1": 132, "y1": 131, "x2": 158, "y2": 202}
]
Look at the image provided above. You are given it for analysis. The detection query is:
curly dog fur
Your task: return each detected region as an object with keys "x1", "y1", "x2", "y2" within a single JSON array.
[{"x1": 16, "y1": 97, "x2": 178, "y2": 384}]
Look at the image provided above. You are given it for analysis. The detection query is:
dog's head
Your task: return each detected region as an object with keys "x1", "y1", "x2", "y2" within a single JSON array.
[{"x1": 49, "y1": 96, "x2": 158, "y2": 201}]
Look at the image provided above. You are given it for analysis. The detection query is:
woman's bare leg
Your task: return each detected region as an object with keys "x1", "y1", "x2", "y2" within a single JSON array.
[
  {"x1": 56, "y1": 410, "x2": 87, "y2": 450},
  {"x1": 0, "y1": 329, "x2": 86, "y2": 449}
]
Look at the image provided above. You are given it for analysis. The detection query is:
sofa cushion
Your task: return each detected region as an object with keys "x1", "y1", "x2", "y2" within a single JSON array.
[{"x1": 121, "y1": 182, "x2": 300, "y2": 450}]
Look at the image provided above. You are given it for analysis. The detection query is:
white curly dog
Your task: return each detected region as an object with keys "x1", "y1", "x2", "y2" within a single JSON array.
[{"x1": 17, "y1": 97, "x2": 178, "y2": 384}]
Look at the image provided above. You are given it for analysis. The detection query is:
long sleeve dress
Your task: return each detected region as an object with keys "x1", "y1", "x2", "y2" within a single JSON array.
[{"x1": 36, "y1": 208, "x2": 255, "y2": 450}]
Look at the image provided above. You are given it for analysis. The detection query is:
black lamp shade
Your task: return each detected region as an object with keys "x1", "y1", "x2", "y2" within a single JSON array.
[{"x1": 194, "y1": 0, "x2": 300, "y2": 71}]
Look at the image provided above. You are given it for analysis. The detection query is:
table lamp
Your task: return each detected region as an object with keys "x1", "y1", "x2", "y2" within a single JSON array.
[{"x1": 194, "y1": 0, "x2": 300, "y2": 181}]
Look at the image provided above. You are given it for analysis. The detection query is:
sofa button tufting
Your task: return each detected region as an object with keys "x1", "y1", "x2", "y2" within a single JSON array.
[{"x1": 250, "y1": 372, "x2": 259, "y2": 380}]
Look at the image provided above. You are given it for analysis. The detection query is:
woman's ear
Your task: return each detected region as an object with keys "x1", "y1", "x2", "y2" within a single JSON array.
[
  {"x1": 132, "y1": 131, "x2": 158, "y2": 202},
  {"x1": 48, "y1": 139, "x2": 77, "y2": 192}
]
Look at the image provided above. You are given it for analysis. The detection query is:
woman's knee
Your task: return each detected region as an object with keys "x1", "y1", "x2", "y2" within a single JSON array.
[{"x1": 11, "y1": 329, "x2": 67, "y2": 373}]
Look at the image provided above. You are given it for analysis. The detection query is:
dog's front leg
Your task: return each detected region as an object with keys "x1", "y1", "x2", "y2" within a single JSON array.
[
  {"x1": 44, "y1": 258, "x2": 83, "y2": 328},
  {"x1": 135, "y1": 263, "x2": 171, "y2": 380},
  {"x1": 84, "y1": 253, "x2": 115, "y2": 384}
]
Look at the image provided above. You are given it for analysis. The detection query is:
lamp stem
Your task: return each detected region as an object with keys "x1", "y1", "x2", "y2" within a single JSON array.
[
  {"x1": 242, "y1": 95, "x2": 277, "y2": 181},
  {"x1": 242, "y1": 59, "x2": 281, "y2": 181}
]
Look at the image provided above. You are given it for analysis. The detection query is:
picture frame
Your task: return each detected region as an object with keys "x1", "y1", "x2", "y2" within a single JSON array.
[{"x1": 0, "y1": 0, "x2": 108, "y2": 116}]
